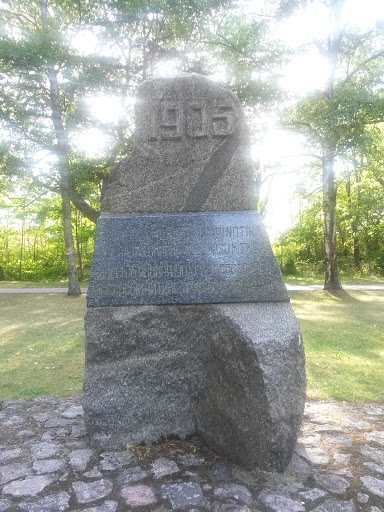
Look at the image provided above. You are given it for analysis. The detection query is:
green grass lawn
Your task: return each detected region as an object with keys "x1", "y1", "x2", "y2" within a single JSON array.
[
  {"x1": 0, "y1": 294, "x2": 86, "y2": 399},
  {"x1": 284, "y1": 274, "x2": 384, "y2": 286},
  {"x1": 0, "y1": 280, "x2": 89, "y2": 288},
  {"x1": 291, "y1": 290, "x2": 384, "y2": 403},
  {"x1": 1, "y1": 291, "x2": 383, "y2": 404}
]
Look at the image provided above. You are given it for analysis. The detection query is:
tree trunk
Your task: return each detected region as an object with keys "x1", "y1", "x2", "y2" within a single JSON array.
[
  {"x1": 40, "y1": 0, "x2": 80, "y2": 296},
  {"x1": 61, "y1": 188, "x2": 81, "y2": 295},
  {"x1": 0, "y1": 265, "x2": 6, "y2": 281},
  {"x1": 75, "y1": 211, "x2": 84, "y2": 282},
  {"x1": 352, "y1": 223, "x2": 360, "y2": 270},
  {"x1": 346, "y1": 176, "x2": 360, "y2": 270},
  {"x1": 19, "y1": 216, "x2": 24, "y2": 281},
  {"x1": 353, "y1": 166, "x2": 361, "y2": 270},
  {"x1": 254, "y1": 166, "x2": 262, "y2": 209},
  {"x1": 47, "y1": 79, "x2": 80, "y2": 295},
  {"x1": 322, "y1": 155, "x2": 342, "y2": 290},
  {"x1": 69, "y1": 186, "x2": 100, "y2": 223}
]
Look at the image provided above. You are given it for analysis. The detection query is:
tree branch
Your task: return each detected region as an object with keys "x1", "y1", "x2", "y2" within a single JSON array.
[
  {"x1": 0, "y1": 8, "x2": 37, "y2": 27},
  {"x1": 303, "y1": 185, "x2": 323, "y2": 199},
  {"x1": 26, "y1": 172, "x2": 60, "y2": 194},
  {"x1": 69, "y1": 185, "x2": 100, "y2": 223},
  {"x1": 342, "y1": 49, "x2": 384, "y2": 86},
  {"x1": 372, "y1": 174, "x2": 384, "y2": 188}
]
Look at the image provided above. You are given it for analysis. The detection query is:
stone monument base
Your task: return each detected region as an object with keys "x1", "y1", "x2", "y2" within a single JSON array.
[{"x1": 83, "y1": 302, "x2": 305, "y2": 472}]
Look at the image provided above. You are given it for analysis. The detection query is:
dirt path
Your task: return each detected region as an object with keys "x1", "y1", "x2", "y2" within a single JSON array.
[{"x1": 0, "y1": 285, "x2": 383, "y2": 294}]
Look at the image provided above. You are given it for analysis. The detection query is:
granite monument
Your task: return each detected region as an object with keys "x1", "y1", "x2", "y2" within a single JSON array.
[{"x1": 84, "y1": 74, "x2": 306, "y2": 472}]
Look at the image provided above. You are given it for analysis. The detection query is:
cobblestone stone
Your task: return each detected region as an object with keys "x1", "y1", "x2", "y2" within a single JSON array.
[{"x1": 0, "y1": 395, "x2": 383, "y2": 511}]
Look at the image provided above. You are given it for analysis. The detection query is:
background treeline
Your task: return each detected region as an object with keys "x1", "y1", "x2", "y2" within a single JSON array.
[
  {"x1": 1, "y1": 0, "x2": 384, "y2": 288},
  {"x1": 0, "y1": 196, "x2": 95, "y2": 281},
  {"x1": 275, "y1": 171, "x2": 384, "y2": 276}
]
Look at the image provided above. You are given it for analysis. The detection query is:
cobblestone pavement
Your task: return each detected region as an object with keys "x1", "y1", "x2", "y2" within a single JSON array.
[{"x1": 1, "y1": 396, "x2": 384, "y2": 511}]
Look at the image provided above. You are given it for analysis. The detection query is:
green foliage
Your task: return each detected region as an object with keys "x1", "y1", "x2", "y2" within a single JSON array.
[
  {"x1": 0, "y1": 0, "x2": 235, "y2": 207},
  {"x1": 0, "y1": 195, "x2": 95, "y2": 281},
  {"x1": 274, "y1": 193, "x2": 325, "y2": 275},
  {"x1": 1, "y1": 0, "x2": 383, "y2": 284},
  {"x1": 200, "y1": 8, "x2": 285, "y2": 110},
  {"x1": 290, "y1": 87, "x2": 384, "y2": 154},
  {"x1": 275, "y1": 157, "x2": 384, "y2": 276}
]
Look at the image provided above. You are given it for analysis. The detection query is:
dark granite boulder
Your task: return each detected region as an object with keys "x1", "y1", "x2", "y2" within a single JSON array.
[{"x1": 83, "y1": 73, "x2": 306, "y2": 472}]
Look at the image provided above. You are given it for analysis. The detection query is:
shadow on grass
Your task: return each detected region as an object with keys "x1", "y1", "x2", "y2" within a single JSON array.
[
  {"x1": 325, "y1": 289, "x2": 361, "y2": 302},
  {"x1": 290, "y1": 290, "x2": 384, "y2": 402}
]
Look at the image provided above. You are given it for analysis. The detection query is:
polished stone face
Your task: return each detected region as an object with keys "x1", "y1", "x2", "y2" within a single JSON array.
[
  {"x1": 84, "y1": 73, "x2": 306, "y2": 472},
  {"x1": 87, "y1": 211, "x2": 289, "y2": 307}
]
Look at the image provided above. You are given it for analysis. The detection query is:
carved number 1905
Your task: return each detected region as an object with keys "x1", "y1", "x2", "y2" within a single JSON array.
[{"x1": 150, "y1": 101, "x2": 237, "y2": 140}]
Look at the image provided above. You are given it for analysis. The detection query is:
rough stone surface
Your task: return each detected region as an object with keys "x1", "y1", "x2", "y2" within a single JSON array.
[
  {"x1": 61, "y1": 405, "x2": 83, "y2": 419},
  {"x1": 83, "y1": 74, "x2": 306, "y2": 472},
  {"x1": 2, "y1": 475, "x2": 54, "y2": 497},
  {"x1": 99, "y1": 451, "x2": 133, "y2": 471},
  {"x1": 70, "y1": 448, "x2": 93, "y2": 472},
  {"x1": 84, "y1": 466, "x2": 103, "y2": 478},
  {"x1": 259, "y1": 492, "x2": 305, "y2": 511},
  {"x1": 18, "y1": 491, "x2": 71, "y2": 511},
  {"x1": 151, "y1": 458, "x2": 179, "y2": 479},
  {"x1": 76, "y1": 502, "x2": 118, "y2": 512},
  {"x1": 0, "y1": 448, "x2": 23, "y2": 464},
  {"x1": 298, "y1": 488, "x2": 328, "y2": 502},
  {"x1": 84, "y1": 302, "x2": 305, "y2": 471},
  {"x1": 295, "y1": 447, "x2": 330, "y2": 466},
  {"x1": 363, "y1": 462, "x2": 384, "y2": 474},
  {"x1": 3, "y1": 396, "x2": 384, "y2": 511},
  {"x1": 357, "y1": 492, "x2": 369, "y2": 503},
  {"x1": 178, "y1": 454, "x2": 205, "y2": 467},
  {"x1": 212, "y1": 505, "x2": 251, "y2": 512},
  {"x1": 115, "y1": 467, "x2": 148, "y2": 487},
  {"x1": 214, "y1": 483, "x2": 252, "y2": 503},
  {"x1": 161, "y1": 482, "x2": 206, "y2": 508},
  {"x1": 33, "y1": 458, "x2": 66, "y2": 474},
  {"x1": 367, "y1": 407, "x2": 384, "y2": 416},
  {"x1": 327, "y1": 436, "x2": 352, "y2": 448},
  {"x1": 361, "y1": 445, "x2": 384, "y2": 464},
  {"x1": 361, "y1": 475, "x2": 384, "y2": 497},
  {"x1": 102, "y1": 74, "x2": 257, "y2": 215},
  {"x1": 120, "y1": 485, "x2": 156, "y2": 506},
  {"x1": 30, "y1": 441, "x2": 61, "y2": 459},
  {"x1": 312, "y1": 500, "x2": 356, "y2": 512},
  {"x1": 333, "y1": 454, "x2": 352, "y2": 466},
  {"x1": 0, "y1": 462, "x2": 32, "y2": 485},
  {"x1": 72, "y1": 479, "x2": 113, "y2": 503},
  {"x1": 208, "y1": 461, "x2": 233, "y2": 481},
  {"x1": 3, "y1": 415, "x2": 25, "y2": 426},
  {"x1": 44, "y1": 417, "x2": 76, "y2": 428},
  {"x1": 315, "y1": 473, "x2": 350, "y2": 494},
  {"x1": 366, "y1": 430, "x2": 384, "y2": 445},
  {"x1": 288, "y1": 452, "x2": 313, "y2": 475}
]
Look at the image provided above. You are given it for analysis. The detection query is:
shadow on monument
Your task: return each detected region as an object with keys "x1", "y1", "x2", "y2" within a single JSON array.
[{"x1": 83, "y1": 73, "x2": 306, "y2": 473}]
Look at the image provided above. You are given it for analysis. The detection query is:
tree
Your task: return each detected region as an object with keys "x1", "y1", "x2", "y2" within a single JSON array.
[
  {"x1": 1, "y1": 0, "x2": 233, "y2": 287},
  {"x1": 0, "y1": 0, "x2": 107, "y2": 293},
  {"x1": 275, "y1": 153, "x2": 384, "y2": 277},
  {"x1": 282, "y1": 0, "x2": 384, "y2": 289}
]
